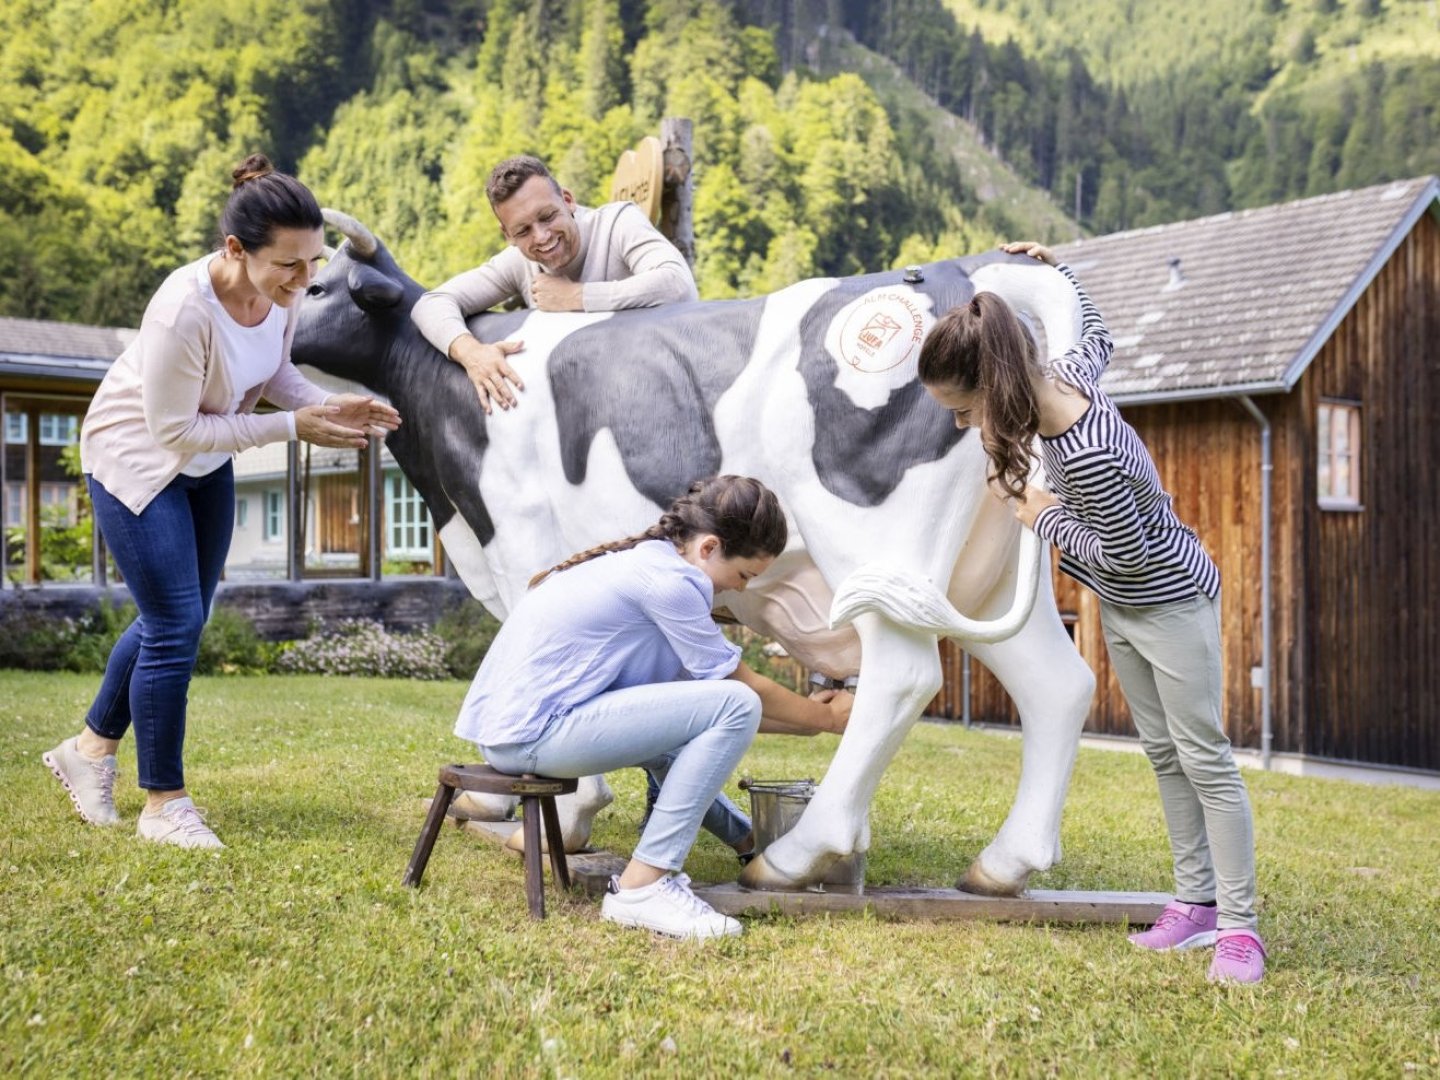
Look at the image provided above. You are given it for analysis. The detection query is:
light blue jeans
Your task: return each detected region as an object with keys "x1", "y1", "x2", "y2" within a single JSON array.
[
  {"x1": 1101, "y1": 591, "x2": 1258, "y2": 930},
  {"x1": 644, "y1": 757, "x2": 753, "y2": 848},
  {"x1": 482, "y1": 679, "x2": 762, "y2": 871}
]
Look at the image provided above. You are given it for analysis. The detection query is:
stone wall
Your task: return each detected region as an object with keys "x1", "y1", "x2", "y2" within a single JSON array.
[{"x1": 0, "y1": 577, "x2": 474, "y2": 640}]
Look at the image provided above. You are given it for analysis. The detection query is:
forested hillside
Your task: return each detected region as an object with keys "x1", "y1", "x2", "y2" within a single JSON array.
[
  {"x1": 0, "y1": 0, "x2": 1037, "y2": 325},
  {"x1": 2, "y1": 0, "x2": 1435, "y2": 328},
  {"x1": 791, "y1": 0, "x2": 1440, "y2": 232}
]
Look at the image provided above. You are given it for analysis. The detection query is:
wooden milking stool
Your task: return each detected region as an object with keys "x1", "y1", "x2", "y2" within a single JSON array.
[{"x1": 403, "y1": 764, "x2": 578, "y2": 919}]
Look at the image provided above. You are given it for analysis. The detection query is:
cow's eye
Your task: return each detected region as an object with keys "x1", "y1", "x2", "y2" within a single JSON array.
[{"x1": 306, "y1": 283, "x2": 325, "y2": 297}]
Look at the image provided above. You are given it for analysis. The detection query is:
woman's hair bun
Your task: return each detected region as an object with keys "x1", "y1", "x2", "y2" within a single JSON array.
[{"x1": 231, "y1": 153, "x2": 276, "y2": 189}]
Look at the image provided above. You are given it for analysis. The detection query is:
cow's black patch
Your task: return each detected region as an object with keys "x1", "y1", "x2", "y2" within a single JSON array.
[
  {"x1": 539, "y1": 298, "x2": 765, "y2": 509},
  {"x1": 796, "y1": 255, "x2": 1004, "y2": 506},
  {"x1": 295, "y1": 240, "x2": 1027, "y2": 552}
]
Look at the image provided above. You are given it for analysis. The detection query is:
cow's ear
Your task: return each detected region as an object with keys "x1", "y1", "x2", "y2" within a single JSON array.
[{"x1": 347, "y1": 265, "x2": 405, "y2": 312}]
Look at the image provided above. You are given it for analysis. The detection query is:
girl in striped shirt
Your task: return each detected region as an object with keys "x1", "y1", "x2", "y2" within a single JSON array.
[{"x1": 919, "y1": 242, "x2": 1265, "y2": 984}]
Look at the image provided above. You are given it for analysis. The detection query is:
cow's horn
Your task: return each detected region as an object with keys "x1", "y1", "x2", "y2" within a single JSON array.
[{"x1": 320, "y1": 208, "x2": 378, "y2": 258}]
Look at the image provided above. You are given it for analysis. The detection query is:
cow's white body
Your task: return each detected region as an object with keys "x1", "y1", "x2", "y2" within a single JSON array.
[{"x1": 426, "y1": 263, "x2": 1095, "y2": 892}]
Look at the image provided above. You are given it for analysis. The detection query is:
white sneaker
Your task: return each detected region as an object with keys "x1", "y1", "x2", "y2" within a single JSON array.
[
  {"x1": 136, "y1": 797, "x2": 224, "y2": 849},
  {"x1": 601, "y1": 873, "x2": 742, "y2": 940},
  {"x1": 42, "y1": 736, "x2": 121, "y2": 826}
]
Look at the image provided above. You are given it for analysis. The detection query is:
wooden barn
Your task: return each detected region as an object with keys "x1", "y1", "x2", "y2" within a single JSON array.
[{"x1": 934, "y1": 176, "x2": 1440, "y2": 774}]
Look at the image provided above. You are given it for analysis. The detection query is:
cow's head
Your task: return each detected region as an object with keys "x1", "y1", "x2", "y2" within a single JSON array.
[{"x1": 292, "y1": 210, "x2": 427, "y2": 395}]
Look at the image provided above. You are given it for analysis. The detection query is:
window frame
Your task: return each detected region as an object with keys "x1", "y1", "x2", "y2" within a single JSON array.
[
  {"x1": 3, "y1": 411, "x2": 26, "y2": 444},
  {"x1": 38, "y1": 413, "x2": 79, "y2": 446},
  {"x1": 3, "y1": 481, "x2": 23, "y2": 527},
  {"x1": 384, "y1": 471, "x2": 433, "y2": 560},
  {"x1": 262, "y1": 490, "x2": 284, "y2": 541},
  {"x1": 1316, "y1": 399, "x2": 1363, "y2": 511}
]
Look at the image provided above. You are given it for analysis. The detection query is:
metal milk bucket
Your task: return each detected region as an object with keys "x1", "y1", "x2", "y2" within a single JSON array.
[{"x1": 739, "y1": 778, "x2": 866, "y2": 893}]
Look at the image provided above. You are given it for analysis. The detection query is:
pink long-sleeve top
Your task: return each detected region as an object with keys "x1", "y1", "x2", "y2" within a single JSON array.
[{"x1": 80, "y1": 254, "x2": 331, "y2": 515}]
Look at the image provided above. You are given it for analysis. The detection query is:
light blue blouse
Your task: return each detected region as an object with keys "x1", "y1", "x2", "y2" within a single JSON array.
[{"x1": 454, "y1": 540, "x2": 742, "y2": 747}]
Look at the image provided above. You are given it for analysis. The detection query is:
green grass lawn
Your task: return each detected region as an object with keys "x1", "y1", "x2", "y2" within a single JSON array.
[{"x1": 3, "y1": 672, "x2": 1438, "y2": 1077}]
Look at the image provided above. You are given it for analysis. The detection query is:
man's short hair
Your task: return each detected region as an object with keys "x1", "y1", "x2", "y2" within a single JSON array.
[{"x1": 486, "y1": 156, "x2": 562, "y2": 211}]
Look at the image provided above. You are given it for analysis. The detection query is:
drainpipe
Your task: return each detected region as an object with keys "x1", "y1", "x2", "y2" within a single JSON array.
[
  {"x1": 961, "y1": 649, "x2": 972, "y2": 728},
  {"x1": 1236, "y1": 396, "x2": 1273, "y2": 770}
]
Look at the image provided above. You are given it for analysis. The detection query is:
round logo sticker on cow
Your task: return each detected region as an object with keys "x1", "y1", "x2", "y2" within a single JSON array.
[{"x1": 824, "y1": 287, "x2": 936, "y2": 408}]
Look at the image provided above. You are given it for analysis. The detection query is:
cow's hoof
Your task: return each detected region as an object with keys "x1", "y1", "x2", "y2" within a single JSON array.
[
  {"x1": 737, "y1": 852, "x2": 806, "y2": 892},
  {"x1": 451, "y1": 791, "x2": 516, "y2": 822},
  {"x1": 956, "y1": 859, "x2": 1027, "y2": 898},
  {"x1": 503, "y1": 822, "x2": 589, "y2": 856}
]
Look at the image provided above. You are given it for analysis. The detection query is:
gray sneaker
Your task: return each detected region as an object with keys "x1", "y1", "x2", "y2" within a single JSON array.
[
  {"x1": 42, "y1": 736, "x2": 121, "y2": 826},
  {"x1": 136, "y1": 797, "x2": 224, "y2": 849},
  {"x1": 601, "y1": 873, "x2": 742, "y2": 940}
]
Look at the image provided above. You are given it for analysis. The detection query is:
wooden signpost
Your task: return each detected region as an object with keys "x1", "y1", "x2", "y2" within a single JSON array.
[
  {"x1": 609, "y1": 134, "x2": 664, "y2": 225},
  {"x1": 610, "y1": 118, "x2": 695, "y2": 266}
]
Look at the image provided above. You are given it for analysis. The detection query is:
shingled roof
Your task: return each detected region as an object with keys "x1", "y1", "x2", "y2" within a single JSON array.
[
  {"x1": 0, "y1": 316, "x2": 137, "y2": 385},
  {"x1": 1052, "y1": 175, "x2": 1440, "y2": 404}
]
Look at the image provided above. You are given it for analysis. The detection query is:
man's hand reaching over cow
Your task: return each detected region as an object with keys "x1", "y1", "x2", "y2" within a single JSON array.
[{"x1": 449, "y1": 333, "x2": 526, "y2": 413}]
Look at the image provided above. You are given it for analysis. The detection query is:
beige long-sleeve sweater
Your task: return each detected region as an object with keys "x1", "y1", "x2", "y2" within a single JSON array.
[
  {"x1": 410, "y1": 202, "x2": 697, "y2": 355},
  {"x1": 80, "y1": 256, "x2": 330, "y2": 515}
]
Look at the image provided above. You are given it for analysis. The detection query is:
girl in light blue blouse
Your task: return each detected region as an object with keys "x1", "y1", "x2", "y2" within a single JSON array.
[{"x1": 457, "y1": 475, "x2": 851, "y2": 940}]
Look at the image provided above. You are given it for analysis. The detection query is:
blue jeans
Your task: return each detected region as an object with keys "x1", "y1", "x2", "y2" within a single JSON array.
[
  {"x1": 644, "y1": 763, "x2": 752, "y2": 848},
  {"x1": 85, "y1": 465, "x2": 235, "y2": 791},
  {"x1": 483, "y1": 679, "x2": 762, "y2": 871}
]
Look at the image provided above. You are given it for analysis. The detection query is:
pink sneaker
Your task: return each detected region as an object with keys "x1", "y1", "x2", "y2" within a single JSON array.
[
  {"x1": 1128, "y1": 900, "x2": 1218, "y2": 951},
  {"x1": 1208, "y1": 929, "x2": 1267, "y2": 984}
]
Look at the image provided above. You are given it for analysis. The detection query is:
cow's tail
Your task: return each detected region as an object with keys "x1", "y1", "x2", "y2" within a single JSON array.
[{"x1": 828, "y1": 529, "x2": 1043, "y2": 645}]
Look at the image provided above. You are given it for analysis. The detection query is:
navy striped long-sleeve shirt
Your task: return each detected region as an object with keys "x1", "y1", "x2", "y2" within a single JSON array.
[{"x1": 1030, "y1": 265, "x2": 1220, "y2": 606}]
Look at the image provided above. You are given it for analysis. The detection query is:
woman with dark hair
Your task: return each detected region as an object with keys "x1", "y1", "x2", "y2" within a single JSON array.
[
  {"x1": 919, "y1": 242, "x2": 1264, "y2": 984},
  {"x1": 42, "y1": 154, "x2": 401, "y2": 850},
  {"x1": 458, "y1": 475, "x2": 852, "y2": 939}
]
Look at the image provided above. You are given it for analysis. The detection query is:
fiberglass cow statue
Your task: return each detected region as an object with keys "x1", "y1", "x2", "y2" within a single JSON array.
[{"x1": 294, "y1": 210, "x2": 1095, "y2": 895}]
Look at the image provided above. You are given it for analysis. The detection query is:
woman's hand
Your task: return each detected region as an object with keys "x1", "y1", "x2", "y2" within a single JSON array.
[
  {"x1": 809, "y1": 688, "x2": 854, "y2": 735},
  {"x1": 1013, "y1": 484, "x2": 1058, "y2": 529},
  {"x1": 1001, "y1": 241, "x2": 1058, "y2": 267},
  {"x1": 327, "y1": 393, "x2": 402, "y2": 435},
  {"x1": 296, "y1": 394, "x2": 401, "y2": 449}
]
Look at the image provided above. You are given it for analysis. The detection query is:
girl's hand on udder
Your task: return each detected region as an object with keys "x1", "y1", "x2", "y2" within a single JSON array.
[{"x1": 1013, "y1": 484, "x2": 1058, "y2": 528}]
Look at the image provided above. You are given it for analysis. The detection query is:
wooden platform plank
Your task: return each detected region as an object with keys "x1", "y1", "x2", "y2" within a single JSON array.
[
  {"x1": 690, "y1": 883, "x2": 1170, "y2": 924},
  {"x1": 422, "y1": 815, "x2": 1166, "y2": 926},
  {"x1": 560, "y1": 845, "x2": 1167, "y2": 925}
]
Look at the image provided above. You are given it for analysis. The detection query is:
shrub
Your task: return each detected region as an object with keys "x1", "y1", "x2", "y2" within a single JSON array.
[
  {"x1": 195, "y1": 607, "x2": 275, "y2": 675},
  {"x1": 274, "y1": 618, "x2": 451, "y2": 680},
  {"x1": 0, "y1": 607, "x2": 79, "y2": 670},
  {"x1": 0, "y1": 599, "x2": 136, "y2": 673},
  {"x1": 432, "y1": 601, "x2": 502, "y2": 679},
  {"x1": 60, "y1": 599, "x2": 138, "y2": 673}
]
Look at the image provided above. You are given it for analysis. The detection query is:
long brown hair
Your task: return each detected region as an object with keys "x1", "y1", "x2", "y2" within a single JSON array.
[
  {"x1": 528, "y1": 475, "x2": 788, "y2": 588},
  {"x1": 918, "y1": 291, "x2": 1040, "y2": 499}
]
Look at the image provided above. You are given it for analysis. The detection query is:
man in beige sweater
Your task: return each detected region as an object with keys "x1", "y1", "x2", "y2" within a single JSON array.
[{"x1": 411, "y1": 155, "x2": 698, "y2": 414}]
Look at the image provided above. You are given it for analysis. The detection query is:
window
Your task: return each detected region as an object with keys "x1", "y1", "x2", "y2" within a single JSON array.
[
  {"x1": 263, "y1": 490, "x2": 284, "y2": 541},
  {"x1": 1317, "y1": 401, "x2": 1362, "y2": 509},
  {"x1": 4, "y1": 412, "x2": 26, "y2": 444},
  {"x1": 39, "y1": 483, "x2": 77, "y2": 526},
  {"x1": 38, "y1": 413, "x2": 79, "y2": 446},
  {"x1": 385, "y1": 473, "x2": 432, "y2": 557},
  {"x1": 3, "y1": 481, "x2": 22, "y2": 527},
  {"x1": 235, "y1": 498, "x2": 249, "y2": 529}
]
